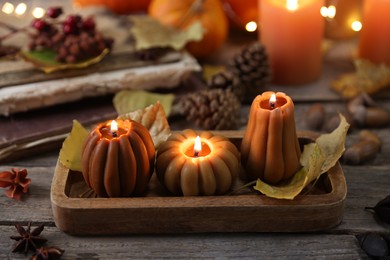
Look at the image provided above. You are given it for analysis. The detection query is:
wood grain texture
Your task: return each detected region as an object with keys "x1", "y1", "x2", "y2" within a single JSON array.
[{"x1": 0, "y1": 226, "x2": 367, "y2": 259}]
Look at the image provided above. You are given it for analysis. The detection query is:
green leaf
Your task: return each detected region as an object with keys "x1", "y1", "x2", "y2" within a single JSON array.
[
  {"x1": 130, "y1": 16, "x2": 204, "y2": 50},
  {"x1": 59, "y1": 120, "x2": 89, "y2": 172},
  {"x1": 113, "y1": 90, "x2": 175, "y2": 116},
  {"x1": 20, "y1": 48, "x2": 109, "y2": 73},
  {"x1": 22, "y1": 49, "x2": 59, "y2": 65},
  {"x1": 254, "y1": 114, "x2": 350, "y2": 200}
]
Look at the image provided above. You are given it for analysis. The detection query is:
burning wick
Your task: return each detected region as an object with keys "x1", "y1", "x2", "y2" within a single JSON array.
[
  {"x1": 194, "y1": 136, "x2": 202, "y2": 157},
  {"x1": 111, "y1": 120, "x2": 118, "y2": 137},
  {"x1": 270, "y1": 94, "x2": 276, "y2": 109}
]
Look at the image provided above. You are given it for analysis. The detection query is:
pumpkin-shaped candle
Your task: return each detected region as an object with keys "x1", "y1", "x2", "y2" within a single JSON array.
[
  {"x1": 82, "y1": 119, "x2": 155, "y2": 197},
  {"x1": 156, "y1": 129, "x2": 239, "y2": 196},
  {"x1": 241, "y1": 91, "x2": 301, "y2": 184}
]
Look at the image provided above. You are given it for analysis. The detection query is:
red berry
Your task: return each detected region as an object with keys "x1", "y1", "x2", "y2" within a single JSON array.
[
  {"x1": 82, "y1": 17, "x2": 95, "y2": 31},
  {"x1": 46, "y1": 7, "x2": 63, "y2": 18},
  {"x1": 31, "y1": 19, "x2": 48, "y2": 31},
  {"x1": 63, "y1": 23, "x2": 76, "y2": 34},
  {"x1": 65, "y1": 15, "x2": 82, "y2": 26}
]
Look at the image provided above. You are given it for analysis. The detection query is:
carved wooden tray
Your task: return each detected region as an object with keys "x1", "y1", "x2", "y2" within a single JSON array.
[{"x1": 51, "y1": 131, "x2": 347, "y2": 235}]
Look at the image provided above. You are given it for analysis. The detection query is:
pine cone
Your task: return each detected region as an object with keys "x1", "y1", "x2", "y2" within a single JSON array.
[
  {"x1": 207, "y1": 70, "x2": 243, "y2": 101},
  {"x1": 229, "y1": 42, "x2": 271, "y2": 92},
  {"x1": 175, "y1": 89, "x2": 241, "y2": 130}
]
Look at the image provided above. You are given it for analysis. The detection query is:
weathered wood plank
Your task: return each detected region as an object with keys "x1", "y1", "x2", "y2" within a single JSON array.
[{"x1": 0, "y1": 226, "x2": 368, "y2": 259}]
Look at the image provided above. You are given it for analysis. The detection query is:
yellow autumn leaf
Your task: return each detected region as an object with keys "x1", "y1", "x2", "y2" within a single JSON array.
[
  {"x1": 59, "y1": 120, "x2": 89, "y2": 172},
  {"x1": 202, "y1": 64, "x2": 226, "y2": 82},
  {"x1": 331, "y1": 59, "x2": 390, "y2": 98},
  {"x1": 129, "y1": 16, "x2": 204, "y2": 51},
  {"x1": 113, "y1": 90, "x2": 175, "y2": 116},
  {"x1": 254, "y1": 114, "x2": 349, "y2": 200},
  {"x1": 118, "y1": 102, "x2": 171, "y2": 149}
]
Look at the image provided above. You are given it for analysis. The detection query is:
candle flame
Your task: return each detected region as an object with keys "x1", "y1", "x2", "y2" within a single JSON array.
[
  {"x1": 194, "y1": 136, "x2": 202, "y2": 156},
  {"x1": 110, "y1": 120, "x2": 118, "y2": 134},
  {"x1": 270, "y1": 94, "x2": 276, "y2": 108},
  {"x1": 286, "y1": 0, "x2": 298, "y2": 11},
  {"x1": 245, "y1": 21, "x2": 257, "y2": 32}
]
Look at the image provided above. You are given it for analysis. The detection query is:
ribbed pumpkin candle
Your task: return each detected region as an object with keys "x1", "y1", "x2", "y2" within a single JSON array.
[
  {"x1": 156, "y1": 129, "x2": 239, "y2": 196},
  {"x1": 82, "y1": 119, "x2": 155, "y2": 198},
  {"x1": 241, "y1": 92, "x2": 301, "y2": 184}
]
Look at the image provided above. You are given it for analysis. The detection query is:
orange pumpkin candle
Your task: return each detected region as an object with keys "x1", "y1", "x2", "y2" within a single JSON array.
[
  {"x1": 156, "y1": 129, "x2": 239, "y2": 196},
  {"x1": 260, "y1": 0, "x2": 324, "y2": 85},
  {"x1": 82, "y1": 119, "x2": 155, "y2": 197},
  {"x1": 241, "y1": 92, "x2": 301, "y2": 184},
  {"x1": 358, "y1": 0, "x2": 390, "y2": 66}
]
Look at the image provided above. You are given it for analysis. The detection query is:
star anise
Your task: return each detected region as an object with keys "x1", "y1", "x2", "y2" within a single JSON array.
[
  {"x1": 31, "y1": 246, "x2": 64, "y2": 260},
  {"x1": 0, "y1": 168, "x2": 31, "y2": 200},
  {"x1": 10, "y1": 222, "x2": 48, "y2": 254}
]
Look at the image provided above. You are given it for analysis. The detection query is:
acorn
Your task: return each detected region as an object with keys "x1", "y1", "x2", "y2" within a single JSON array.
[
  {"x1": 347, "y1": 93, "x2": 390, "y2": 128},
  {"x1": 343, "y1": 130, "x2": 382, "y2": 165},
  {"x1": 305, "y1": 103, "x2": 325, "y2": 131},
  {"x1": 365, "y1": 107, "x2": 390, "y2": 127}
]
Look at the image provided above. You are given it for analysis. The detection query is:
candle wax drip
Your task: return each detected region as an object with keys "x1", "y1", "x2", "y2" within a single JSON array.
[
  {"x1": 184, "y1": 142, "x2": 211, "y2": 158},
  {"x1": 260, "y1": 96, "x2": 287, "y2": 110},
  {"x1": 100, "y1": 126, "x2": 128, "y2": 139}
]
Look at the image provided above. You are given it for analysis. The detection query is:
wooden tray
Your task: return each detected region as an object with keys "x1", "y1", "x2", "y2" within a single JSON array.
[{"x1": 51, "y1": 132, "x2": 347, "y2": 235}]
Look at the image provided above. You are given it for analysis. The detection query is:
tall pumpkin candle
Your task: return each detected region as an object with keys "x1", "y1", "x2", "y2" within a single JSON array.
[
  {"x1": 241, "y1": 92, "x2": 301, "y2": 184},
  {"x1": 260, "y1": 0, "x2": 324, "y2": 85}
]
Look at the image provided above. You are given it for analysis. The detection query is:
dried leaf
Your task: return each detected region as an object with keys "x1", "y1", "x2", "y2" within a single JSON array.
[
  {"x1": 365, "y1": 195, "x2": 390, "y2": 225},
  {"x1": 59, "y1": 120, "x2": 89, "y2": 172},
  {"x1": 202, "y1": 65, "x2": 226, "y2": 82},
  {"x1": 331, "y1": 59, "x2": 390, "y2": 98},
  {"x1": 130, "y1": 16, "x2": 204, "y2": 51},
  {"x1": 254, "y1": 114, "x2": 349, "y2": 200},
  {"x1": 113, "y1": 90, "x2": 175, "y2": 116},
  {"x1": 20, "y1": 48, "x2": 109, "y2": 74},
  {"x1": 119, "y1": 102, "x2": 171, "y2": 149}
]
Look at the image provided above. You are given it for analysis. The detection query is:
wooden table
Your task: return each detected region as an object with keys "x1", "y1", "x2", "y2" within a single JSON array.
[
  {"x1": 1, "y1": 32, "x2": 390, "y2": 259},
  {"x1": 1, "y1": 97, "x2": 390, "y2": 259}
]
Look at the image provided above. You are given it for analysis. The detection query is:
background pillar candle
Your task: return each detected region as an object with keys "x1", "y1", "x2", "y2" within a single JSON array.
[
  {"x1": 358, "y1": 0, "x2": 390, "y2": 66},
  {"x1": 259, "y1": 0, "x2": 324, "y2": 85}
]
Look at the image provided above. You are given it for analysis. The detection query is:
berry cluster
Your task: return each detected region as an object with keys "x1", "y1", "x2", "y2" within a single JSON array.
[{"x1": 29, "y1": 7, "x2": 113, "y2": 63}]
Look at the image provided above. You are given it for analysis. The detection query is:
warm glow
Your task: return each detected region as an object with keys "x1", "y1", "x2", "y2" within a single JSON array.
[
  {"x1": 351, "y1": 20, "x2": 362, "y2": 32},
  {"x1": 321, "y1": 5, "x2": 336, "y2": 18},
  {"x1": 194, "y1": 136, "x2": 202, "y2": 155},
  {"x1": 286, "y1": 0, "x2": 298, "y2": 11},
  {"x1": 32, "y1": 7, "x2": 45, "y2": 18},
  {"x1": 270, "y1": 94, "x2": 277, "y2": 108},
  {"x1": 110, "y1": 120, "x2": 118, "y2": 134},
  {"x1": 245, "y1": 21, "x2": 257, "y2": 32},
  {"x1": 327, "y1": 5, "x2": 336, "y2": 18},
  {"x1": 15, "y1": 3, "x2": 27, "y2": 15},
  {"x1": 2, "y1": 2, "x2": 14, "y2": 14}
]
